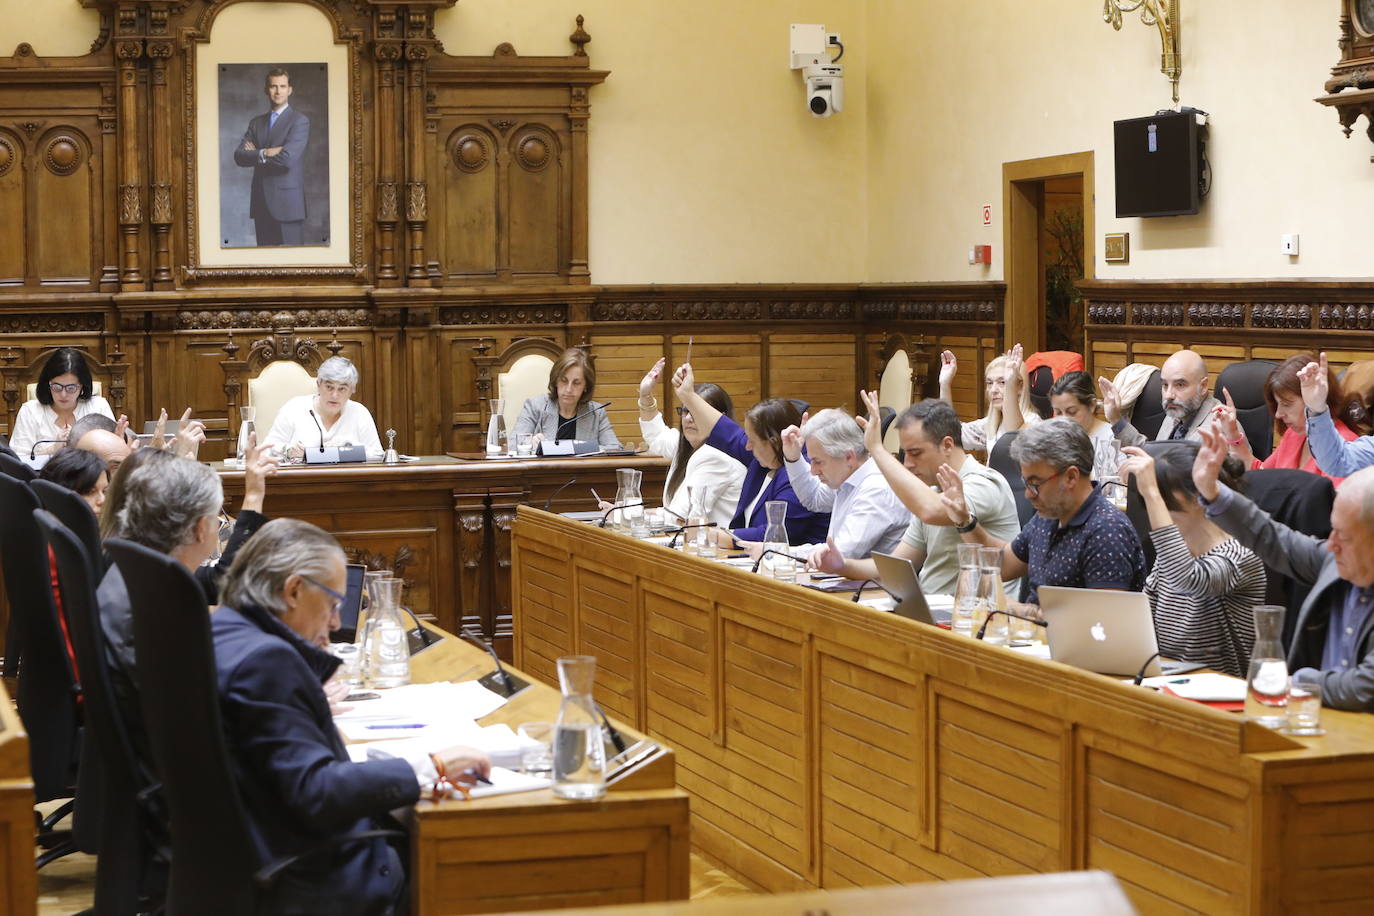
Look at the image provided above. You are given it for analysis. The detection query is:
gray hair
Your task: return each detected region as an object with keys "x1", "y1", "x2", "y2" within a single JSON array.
[
  {"x1": 69, "y1": 413, "x2": 117, "y2": 448},
  {"x1": 1009, "y1": 418, "x2": 1092, "y2": 475},
  {"x1": 317, "y1": 356, "x2": 359, "y2": 388},
  {"x1": 111, "y1": 451, "x2": 223, "y2": 554},
  {"x1": 220, "y1": 518, "x2": 344, "y2": 617},
  {"x1": 799, "y1": 408, "x2": 866, "y2": 460}
]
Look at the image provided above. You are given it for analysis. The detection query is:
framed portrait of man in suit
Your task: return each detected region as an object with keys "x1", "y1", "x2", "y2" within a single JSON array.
[{"x1": 217, "y1": 62, "x2": 331, "y2": 249}]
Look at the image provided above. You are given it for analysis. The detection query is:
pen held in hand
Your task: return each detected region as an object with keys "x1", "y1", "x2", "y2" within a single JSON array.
[{"x1": 590, "y1": 487, "x2": 603, "y2": 505}]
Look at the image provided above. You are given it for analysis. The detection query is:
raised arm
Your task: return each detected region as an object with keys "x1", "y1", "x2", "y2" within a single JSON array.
[
  {"x1": 672, "y1": 362, "x2": 721, "y2": 440},
  {"x1": 935, "y1": 463, "x2": 1027, "y2": 579},
  {"x1": 999, "y1": 344, "x2": 1028, "y2": 432},
  {"x1": 937, "y1": 350, "x2": 957, "y2": 405},
  {"x1": 858, "y1": 389, "x2": 949, "y2": 525},
  {"x1": 1303, "y1": 352, "x2": 1374, "y2": 477}
]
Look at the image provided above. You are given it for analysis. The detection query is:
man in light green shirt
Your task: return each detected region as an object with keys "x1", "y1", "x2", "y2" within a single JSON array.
[{"x1": 810, "y1": 394, "x2": 1020, "y2": 595}]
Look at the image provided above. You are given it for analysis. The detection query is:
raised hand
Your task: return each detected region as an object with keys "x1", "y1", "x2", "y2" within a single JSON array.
[
  {"x1": 808, "y1": 535, "x2": 846, "y2": 573},
  {"x1": 114, "y1": 414, "x2": 130, "y2": 443},
  {"x1": 1097, "y1": 375, "x2": 1123, "y2": 423},
  {"x1": 935, "y1": 463, "x2": 970, "y2": 526},
  {"x1": 1004, "y1": 343, "x2": 1025, "y2": 388},
  {"x1": 938, "y1": 350, "x2": 958, "y2": 386},
  {"x1": 639, "y1": 357, "x2": 666, "y2": 402},
  {"x1": 858, "y1": 389, "x2": 886, "y2": 456},
  {"x1": 243, "y1": 434, "x2": 279, "y2": 512},
  {"x1": 1298, "y1": 352, "x2": 1330, "y2": 414},
  {"x1": 150, "y1": 408, "x2": 169, "y2": 450},
  {"x1": 780, "y1": 423, "x2": 805, "y2": 463},
  {"x1": 1117, "y1": 446, "x2": 1158, "y2": 494},
  {"x1": 1192, "y1": 424, "x2": 1229, "y2": 502},
  {"x1": 671, "y1": 362, "x2": 695, "y2": 395},
  {"x1": 1215, "y1": 388, "x2": 1255, "y2": 464},
  {"x1": 173, "y1": 407, "x2": 206, "y2": 458}
]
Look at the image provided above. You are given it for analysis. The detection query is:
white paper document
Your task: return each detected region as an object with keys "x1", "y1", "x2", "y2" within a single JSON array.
[
  {"x1": 1140, "y1": 672, "x2": 1247, "y2": 701},
  {"x1": 333, "y1": 680, "x2": 508, "y2": 742}
]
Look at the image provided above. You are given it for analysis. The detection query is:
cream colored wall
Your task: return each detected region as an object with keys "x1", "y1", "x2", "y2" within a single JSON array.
[
  {"x1": 435, "y1": 1, "x2": 869, "y2": 283},
  {"x1": 0, "y1": 0, "x2": 99, "y2": 57},
  {"x1": 866, "y1": 0, "x2": 1374, "y2": 281}
]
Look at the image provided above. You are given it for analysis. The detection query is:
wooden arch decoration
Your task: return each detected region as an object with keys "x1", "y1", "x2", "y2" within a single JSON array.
[
  {"x1": 219, "y1": 311, "x2": 343, "y2": 430},
  {"x1": 470, "y1": 336, "x2": 569, "y2": 414},
  {"x1": 876, "y1": 332, "x2": 933, "y2": 402},
  {"x1": 0, "y1": 344, "x2": 130, "y2": 429}
]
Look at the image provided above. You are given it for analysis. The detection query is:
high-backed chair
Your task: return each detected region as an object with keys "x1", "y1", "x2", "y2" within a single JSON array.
[
  {"x1": 32, "y1": 479, "x2": 105, "y2": 582},
  {"x1": 247, "y1": 359, "x2": 317, "y2": 443},
  {"x1": 877, "y1": 347, "x2": 913, "y2": 453},
  {"x1": 1244, "y1": 469, "x2": 1336, "y2": 648},
  {"x1": 987, "y1": 431, "x2": 1034, "y2": 527},
  {"x1": 0, "y1": 472, "x2": 81, "y2": 866},
  {"x1": 1214, "y1": 360, "x2": 1278, "y2": 461},
  {"x1": 1340, "y1": 359, "x2": 1374, "y2": 423},
  {"x1": 498, "y1": 352, "x2": 555, "y2": 432},
  {"x1": 1126, "y1": 368, "x2": 1166, "y2": 441},
  {"x1": 0, "y1": 450, "x2": 35, "y2": 481},
  {"x1": 35, "y1": 511, "x2": 166, "y2": 913},
  {"x1": 25, "y1": 379, "x2": 104, "y2": 402},
  {"x1": 105, "y1": 539, "x2": 402, "y2": 914}
]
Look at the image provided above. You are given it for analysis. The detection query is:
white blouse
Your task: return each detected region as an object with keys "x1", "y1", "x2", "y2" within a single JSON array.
[
  {"x1": 638, "y1": 413, "x2": 745, "y2": 527},
  {"x1": 9, "y1": 395, "x2": 114, "y2": 457},
  {"x1": 262, "y1": 395, "x2": 384, "y2": 461}
]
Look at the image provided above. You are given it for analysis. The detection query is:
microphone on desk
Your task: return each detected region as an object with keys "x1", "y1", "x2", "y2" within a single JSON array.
[
  {"x1": 598, "y1": 706, "x2": 628, "y2": 755},
  {"x1": 309, "y1": 410, "x2": 326, "y2": 452},
  {"x1": 750, "y1": 548, "x2": 810, "y2": 575},
  {"x1": 598, "y1": 500, "x2": 643, "y2": 528},
  {"x1": 458, "y1": 627, "x2": 526, "y2": 698},
  {"x1": 667, "y1": 521, "x2": 716, "y2": 549},
  {"x1": 850, "y1": 579, "x2": 899, "y2": 603},
  {"x1": 29, "y1": 439, "x2": 65, "y2": 460},
  {"x1": 543, "y1": 477, "x2": 578, "y2": 512},
  {"x1": 556, "y1": 401, "x2": 612, "y2": 443},
  {"x1": 975, "y1": 609, "x2": 1048, "y2": 641}
]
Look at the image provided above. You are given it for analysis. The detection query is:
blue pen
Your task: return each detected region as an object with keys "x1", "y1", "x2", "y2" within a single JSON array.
[{"x1": 365, "y1": 723, "x2": 426, "y2": 730}]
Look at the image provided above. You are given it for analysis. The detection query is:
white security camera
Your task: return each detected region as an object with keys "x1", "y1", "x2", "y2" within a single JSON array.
[{"x1": 804, "y1": 63, "x2": 843, "y2": 118}]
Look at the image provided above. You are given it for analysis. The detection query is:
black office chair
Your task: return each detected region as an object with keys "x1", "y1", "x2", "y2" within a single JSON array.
[
  {"x1": 0, "y1": 472, "x2": 82, "y2": 866},
  {"x1": 1122, "y1": 441, "x2": 1194, "y2": 570},
  {"x1": 32, "y1": 479, "x2": 105, "y2": 582},
  {"x1": 1127, "y1": 369, "x2": 1166, "y2": 441},
  {"x1": 879, "y1": 405, "x2": 897, "y2": 443},
  {"x1": 106, "y1": 539, "x2": 402, "y2": 914},
  {"x1": 987, "y1": 431, "x2": 1034, "y2": 527},
  {"x1": 786, "y1": 398, "x2": 810, "y2": 417},
  {"x1": 1244, "y1": 469, "x2": 1336, "y2": 649},
  {"x1": 1214, "y1": 360, "x2": 1278, "y2": 461},
  {"x1": 1028, "y1": 365, "x2": 1055, "y2": 420},
  {"x1": 0, "y1": 450, "x2": 36, "y2": 481},
  {"x1": 35, "y1": 511, "x2": 167, "y2": 913}
]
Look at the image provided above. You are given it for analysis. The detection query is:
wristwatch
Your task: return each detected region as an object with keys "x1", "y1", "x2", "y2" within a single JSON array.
[{"x1": 956, "y1": 513, "x2": 978, "y2": 534}]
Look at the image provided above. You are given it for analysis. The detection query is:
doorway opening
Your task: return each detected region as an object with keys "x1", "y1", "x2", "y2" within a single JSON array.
[{"x1": 1002, "y1": 152, "x2": 1095, "y2": 355}]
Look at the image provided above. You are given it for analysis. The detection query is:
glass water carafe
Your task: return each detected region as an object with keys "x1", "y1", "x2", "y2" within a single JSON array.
[
  {"x1": 552, "y1": 655, "x2": 608, "y2": 800},
  {"x1": 761, "y1": 500, "x2": 794, "y2": 582},
  {"x1": 363, "y1": 576, "x2": 411, "y2": 689},
  {"x1": 951, "y1": 543, "x2": 981, "y2": 635},
  {"x1": 976, "y1": 546, "x2": 1009, "y2": 644},
  {"x1": 486, "y1": 398, "x2": 508, "y2": 456},
  {"x1": 355, "y1": 568, "x2": 390, "y2": 648},
  {"x1": 1245, "y1": 605, "x2": 1289, "y2": 728},
  {"x1": 235, "y1": 405, "x2": 257, "y2": 467},
  {"x1": 612, "y1": 467, "x2": 644, "y2": 534},
  {"x1": 691, "y1": 486, "x2": 717, "y2": 559}
]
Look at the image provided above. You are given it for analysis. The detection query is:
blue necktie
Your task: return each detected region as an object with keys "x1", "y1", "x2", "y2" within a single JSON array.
[{"x1": 269, "y1": 110, "x2": 279, "y2": 134}]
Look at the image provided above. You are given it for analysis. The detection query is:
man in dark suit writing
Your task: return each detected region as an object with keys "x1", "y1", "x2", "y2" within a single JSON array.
[{"x1": 233, "y1": 67, "x2": 310, "y2": 246}]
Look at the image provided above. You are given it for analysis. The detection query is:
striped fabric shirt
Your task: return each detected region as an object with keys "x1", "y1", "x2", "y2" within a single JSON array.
[{"x1": 1145, "y1": 526, "x2": 1266, "y2": 678}]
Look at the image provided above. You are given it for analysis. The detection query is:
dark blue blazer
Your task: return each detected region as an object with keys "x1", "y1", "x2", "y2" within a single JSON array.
[
  {"x1": 706, "y1": 415, "x2": 829, "y2": 545},
  {"x1": 212, "y1": 603, "x2": 418, "y2": 915},
  {"x1": 233, "y1": 106, "x2": 310, "y2": 223}
]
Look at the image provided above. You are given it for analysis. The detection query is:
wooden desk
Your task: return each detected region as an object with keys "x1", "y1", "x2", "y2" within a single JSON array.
[
  {"x1": 404, "y1": 631, "x2": 690, "y2": 914},
  {"x1": 215, "y1": 454, "x2": 665, "y2": 658},
  {"x1": 0, "y1": 680, "x2": 35, "y2": 916},
  {"x1": 536, "y1": 870, "x2": 1136, "y2": 915},
  {"x1": 511, "y1": 507, "x2": 1374, "y2": 916}
]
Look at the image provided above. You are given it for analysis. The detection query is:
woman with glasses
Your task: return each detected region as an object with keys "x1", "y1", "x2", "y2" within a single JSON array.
[
  {"x1": 635, "y1": 357, "x2": 744, "y2": 526},
  {"x1": 10, "y1": 347, "x2": 115, "y2": 458},
  {"x1": 262, "y1": 356, "x2": 384, "y2": 461}
]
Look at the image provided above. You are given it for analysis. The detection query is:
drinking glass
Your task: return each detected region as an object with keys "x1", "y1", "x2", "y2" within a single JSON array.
[
  {"x1": 977, "y1": 546, "x2": 1008, "y2": 645},
  {"x1": 1285, "y1": 679, "x2": 1324, "y2": 736},
  {"x1": 516, "y1": 433, "x2": 535, "y2": 457},
  {"x1": 951, "y1": 543, "x2": 981, "y2": 636},
  {"x1": 518, "y1": 722, "x2": 556, "y2": 777}
]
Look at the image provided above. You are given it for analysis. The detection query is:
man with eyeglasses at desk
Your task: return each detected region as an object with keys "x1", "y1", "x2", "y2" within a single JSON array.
[{"x1": 939, "y1": 418, "x2": 1146, "y2": 605}]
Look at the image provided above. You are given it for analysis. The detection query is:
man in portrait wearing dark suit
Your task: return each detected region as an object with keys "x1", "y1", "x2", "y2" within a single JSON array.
[{"x1": 233, "y1": 67, "x2": 310, "y2": 246}]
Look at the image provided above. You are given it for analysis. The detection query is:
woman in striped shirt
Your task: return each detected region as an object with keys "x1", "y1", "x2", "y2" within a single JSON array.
[{"x1": 1119, "y1": 442, "x2": 1266, "y2": 678}]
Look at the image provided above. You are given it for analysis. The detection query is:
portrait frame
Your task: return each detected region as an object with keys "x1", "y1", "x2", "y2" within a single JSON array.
[{"x1": 183, "y1": 1, "x2": 365, "y2": 282}]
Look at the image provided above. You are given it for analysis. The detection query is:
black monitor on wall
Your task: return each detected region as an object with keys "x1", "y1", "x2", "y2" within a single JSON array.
[{"x1": 1113, "y1": 110, "x2": 1206, "y2": 218}]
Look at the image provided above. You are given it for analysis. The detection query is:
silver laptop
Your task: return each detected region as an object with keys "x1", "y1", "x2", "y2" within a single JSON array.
[
  {"x1": 1039, "y1": 586, "x2": 1202, "y2": 677},
  {"x1": 870, "y1": 551, "x2": 950, "y2": 626}
]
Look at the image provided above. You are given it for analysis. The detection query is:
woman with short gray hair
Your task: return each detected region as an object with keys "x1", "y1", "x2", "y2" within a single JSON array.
[
  {"x1": 262, "y1": 355, "x2": 384, "y2": 461},
  {"x1": 212, "y1": 518, "x2": 490, "y2": 913}
]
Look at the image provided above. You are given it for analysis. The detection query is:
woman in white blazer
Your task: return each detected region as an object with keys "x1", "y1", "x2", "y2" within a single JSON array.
[
  {"x1": 10, "y1": 347, "x2": 114, "y2": 458},
  {"x1": 636, "y1": 357, "x2": 744, "y2": 526}
]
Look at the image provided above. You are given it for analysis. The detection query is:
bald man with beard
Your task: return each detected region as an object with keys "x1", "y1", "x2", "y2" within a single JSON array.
[
  {"x1": 1099, "y1": 349, "x2": 1221, "y2": 447},
  {"x1": 73, "y1": 427, "x2": 133, "y2": 472}
]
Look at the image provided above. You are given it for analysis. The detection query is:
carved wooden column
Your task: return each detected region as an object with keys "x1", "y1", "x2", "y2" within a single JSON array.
[
  {"x1": 146, "y1": 36, "x2": 174, "y2": 286},
  {"x1": 403, "y1": 11, "x2": 432, "y2": 285},
  {"x1": 115, "y1": 36, "x2": 145, "y2": 289},
  {"x1": 568, "y1": 16, "x2": 593, "y2": 284},
  {"x1": 453, "y1": 490, "x2": 488, "y2": 641},
  {"x1": 374, "y1": 7, "x2": 402, "y2": 284}
]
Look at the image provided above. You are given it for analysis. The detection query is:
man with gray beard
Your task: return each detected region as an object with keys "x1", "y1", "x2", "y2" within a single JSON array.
[{"x1": 1098, "y1": 349, "x2": 1221, "y2": 447}]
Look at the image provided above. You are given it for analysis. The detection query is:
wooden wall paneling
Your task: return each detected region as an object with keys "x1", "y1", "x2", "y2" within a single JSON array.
[
  {"x1": 668, "y1": 334, "x2": 763, "y2": 418},
  {"x1": 438, "y1": 123, "x2": 500, "y2": 282},
  {"x1": 0, "y1": 130, "x2": 24, "y2": 284},
  {"x1": 33, "y1": 126, "x2": 98, "y2": 286},
  {"x1": 586, "y1": 333, "x2": 666, "y2": 446},
  {"x1": 768, "y1": 333, "x2": 859, "y2": 414},
  {"x1": 508, "y1": 122, "x2": 565, "y2": 278}
]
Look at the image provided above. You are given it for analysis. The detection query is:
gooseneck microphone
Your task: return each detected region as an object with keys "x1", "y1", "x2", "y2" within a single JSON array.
[
  {"x1": 667, "y1": 521, "x2": 717, "y2": 549},
  {"x1": 458, "y1": 627, "x2": 525, "y2": 698},
  {"x1": 975, "y1": 609, "x2": 1048, "y2": 641},
  {"x1": 750, "y1": 548, "x2": 809, "y2": 575},
  {"x1": 555, "y1": 401, "x2": 612, "y2": 443},
  {"x1": 850, "y1": 579, "x2": 899, "y2": 603},
  {"x1": 30, "y1": 439, "x2": 65, "y2": 460},
  {"x1": 543, "y1": 477, "x2": 579, "y2": 512},
  {"x1": 598, "y1": 500, "x2": 643, "y2": 528},
  {"x1": 308, "y1": 409, "x2": 326, "y2": 452}
]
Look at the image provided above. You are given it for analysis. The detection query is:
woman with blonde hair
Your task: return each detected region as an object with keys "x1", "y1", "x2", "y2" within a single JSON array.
[{"x1": 938, "y1": 344, "x2": 1037, "y2": 452}]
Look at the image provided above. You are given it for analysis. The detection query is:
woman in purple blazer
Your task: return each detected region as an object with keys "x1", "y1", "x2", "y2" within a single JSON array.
[{"x1": 672, "y1": 362, "x2": 829, "y2": 547}]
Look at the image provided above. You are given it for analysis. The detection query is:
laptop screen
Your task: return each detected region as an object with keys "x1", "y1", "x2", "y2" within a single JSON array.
[{"x1": 332, "y1": 563, "x2": 367, "y2": 639}]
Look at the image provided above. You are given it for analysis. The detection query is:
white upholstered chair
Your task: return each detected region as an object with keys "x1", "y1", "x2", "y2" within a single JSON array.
[
  {"x1": 247, "y1": 360, "x2": 317, "y2": 438},
  {"x1": 497, "y1": 353, "x2": 554, "y2": 432},
  {"x1": 877, "y1": 348, "x2": 912, "y2": 453}
]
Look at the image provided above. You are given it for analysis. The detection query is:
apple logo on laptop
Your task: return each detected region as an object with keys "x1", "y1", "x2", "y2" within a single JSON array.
[{"x1": 1090, "y1": 621, "x2": 1107, "y2": 642}]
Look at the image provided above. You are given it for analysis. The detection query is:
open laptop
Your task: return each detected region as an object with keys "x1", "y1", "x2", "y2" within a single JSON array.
[
  {"x1": 329, "y1": 563, "x2": 368, "y2": 643},
  {"x1": 1038, "y1": 586, "x2": 1204, "y2": 677},
  {"x1": 870, "y1": 551, "x2": 951, "y2": 626}
]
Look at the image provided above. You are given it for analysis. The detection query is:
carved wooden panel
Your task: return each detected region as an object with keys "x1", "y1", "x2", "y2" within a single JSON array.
[
  {"x1": 508, "y1": 124, "x2": 565, "y2": 277},
  {"x1": 34, "y1": 128, "x2": 97, "y2": 286},
  {"x1": 0, "y1": 131, "x2": 22, "y2": 284},
  {"x1": 439, "y1": 125, "x2": 499, "y2": 280}
]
